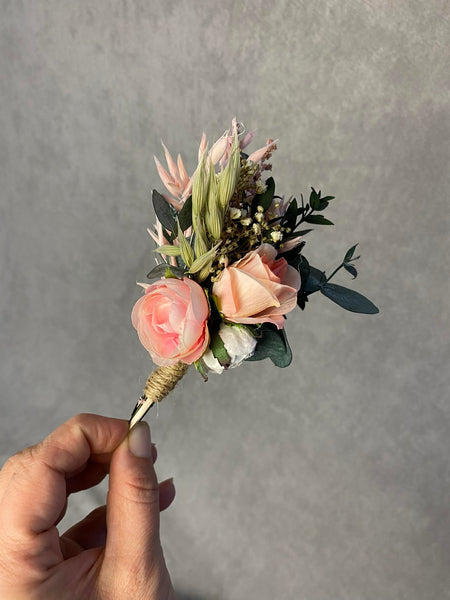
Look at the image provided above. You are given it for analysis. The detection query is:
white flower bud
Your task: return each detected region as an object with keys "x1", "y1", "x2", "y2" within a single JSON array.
[
  {"x1": 270, "y1": 230, "x2": 283, "y2": 243},
  {"x1": 229, "y1": 207, "x2": 242, "y2": 220},
  {"x1": 202, "y1": 324, "x2": 257, "y2": 374}
]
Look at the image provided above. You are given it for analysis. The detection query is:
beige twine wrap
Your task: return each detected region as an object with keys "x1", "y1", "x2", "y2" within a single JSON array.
[
  {"x1": 142, "y1": 361, "x2": 189, "y2": 403},
  {"x1": 129, "y1": 361, "x2": 189, "y2": 428}
]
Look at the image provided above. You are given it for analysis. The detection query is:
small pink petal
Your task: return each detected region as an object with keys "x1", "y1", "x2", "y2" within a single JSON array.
[
  {"x1": 162, "y1": 142, "x2": 182, "y2": 185},
  {"x1": 247, "y1": 139, "x2": 278, "y2": 164},
  {"x1": 177, "y1": 154, "x2": 189, "y2": 185}
]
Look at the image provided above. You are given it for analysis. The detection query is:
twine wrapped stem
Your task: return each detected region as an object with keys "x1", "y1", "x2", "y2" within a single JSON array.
[{"x1": 129, "y1": 361, "x2": 189, "y2": 429}]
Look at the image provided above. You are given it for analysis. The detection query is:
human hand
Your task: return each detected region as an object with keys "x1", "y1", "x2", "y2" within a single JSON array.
[{"x1": 0, "y1": 414, "x2": 176, "y2": 599}]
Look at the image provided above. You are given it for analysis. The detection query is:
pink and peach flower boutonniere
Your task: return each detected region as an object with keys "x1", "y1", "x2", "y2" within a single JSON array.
[{"x1": 129, "y1": 120, "x2": 378, "y2": 427}]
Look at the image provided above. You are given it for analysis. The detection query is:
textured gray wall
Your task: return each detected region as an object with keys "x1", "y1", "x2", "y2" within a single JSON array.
[{"x1": 1, "y1": 1, "x2": 449, "y2": 599}]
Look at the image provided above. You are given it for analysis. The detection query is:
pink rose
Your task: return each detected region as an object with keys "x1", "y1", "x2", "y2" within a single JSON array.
[
  {"x1": 212, "y1": 244, "x2": 301, "y2": 329},
  {"x1": 132, "y1": 277, "x2": 210, "y2": 366}
]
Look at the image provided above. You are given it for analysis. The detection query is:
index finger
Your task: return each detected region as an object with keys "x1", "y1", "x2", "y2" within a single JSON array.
[{"x1": 0, "y1": 414, "x2": 128, "y2": 537}]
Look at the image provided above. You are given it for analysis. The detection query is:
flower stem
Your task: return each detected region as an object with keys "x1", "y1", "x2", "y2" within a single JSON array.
[{"x1": 326, "y1": 262, "x2": 344, "y2": 283}]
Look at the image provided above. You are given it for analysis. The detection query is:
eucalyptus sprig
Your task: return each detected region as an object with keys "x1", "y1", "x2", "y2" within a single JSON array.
[{"x1": 297, "y1": 245, "x2": 378, "y2": 314}]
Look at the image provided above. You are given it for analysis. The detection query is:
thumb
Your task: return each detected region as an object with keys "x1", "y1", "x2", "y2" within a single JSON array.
[{"x1": 103, "y1": 422, "x2": 166, "y2": 575}]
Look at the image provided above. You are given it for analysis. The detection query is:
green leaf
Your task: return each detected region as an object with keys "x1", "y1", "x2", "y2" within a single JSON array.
[
  {"x1": 343, "y1": 263, "x2": 358, "y2": 279},
  {"x1": 297, "y1": 255, "x2": 311, "y2": 309},
  {"x1": 316, "y1": 200, "x2": 329, "y2": 211},
  {"x1": 246, "y1": 324, "x2": 292, "y2": 367},
  {"x1": 178, "y1": 196, "x2": 193, "y2": 231},
  {"x1": 280, "y1": 245, "x2": 303, "y2": 271},
  {"x1": 194, "y1": 359, "x2": 209, "y2": 382},
  {"x1": 304, "y1": 266, "x2": 326, "y2": 294},
  {"x1": 320, "y1": 283, "x2": 379, "y2": 314},
  {"x1": 344, "y1": 244, "x2": 359, "y2": 263},
  {"x1": 147, "y1": 264, "x2": 186, "y2": 280},
  {"x1": 309, "y1": 188, "x2": 320, "y2": 210},
  {"x1": 210, "y1": 332, "x2": 231, "y2": 367},
  {"x1": 284, "y1": 197, "x2": 298, "y2": 230},
  {"x1": 152, "y1": 189, "x2": 176, "y2": 233},
  {"x1": 298, "y1": 255, "x2": 311, "y2": 286},
  {"x1": 296, "y1": 228, "x2": 314, "y2": 236},
  {"x1": 304, "y1": 215, "x2": 334, "y2": 226},
  {"x1": 252, "y1": 176, "x2": 275, "y2": 213},
  {"x1": 320, "y1": 196, "x2": 335, "y2": 202}
]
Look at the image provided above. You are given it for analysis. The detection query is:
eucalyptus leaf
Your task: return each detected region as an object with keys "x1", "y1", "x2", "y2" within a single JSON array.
[
  {"x1": 246, "y1": 325, "x2": 292, "y2": 367},
  {"x1": 344, "y1": 244, "x2": 359, "y2": 263},
  {"x1": 152, "y1": 189, "x2": 176, "y2": 233},
  {"x1": 304, "y1": 266, "x2": 326, "y2": 293},
  {"x1": 284, "y1": 197, "x2": 298, "y2": 230},
  {"x1": 178, "y1": 196, "x2": 193, "y2": 231},
  {"x1": 304, "y1": 215, "x2": 334, "y2": 226},
  {"x1": 252, "y1": 176, "x2": 275, "y2": 213},
  {"x1": 298, "y1": 255, "x2": 311, "y2": 287},
  {"x1": 320, "y1": 283, "x2": 379, "y2": 314},
  {"x1": 297, "y1": 255, "x2": 311, "y2": 309},
  {"x1": 147, "y1": 263, "x2": 185, "y2": 280},
  {"x1": 343, "y1": 263, "x2": 358, "y2": 279}
]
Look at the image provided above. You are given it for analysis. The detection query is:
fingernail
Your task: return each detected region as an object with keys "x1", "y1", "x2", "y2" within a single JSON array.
[{"x1": 128, "y1": 421, "x2": 152, "y2": 458}]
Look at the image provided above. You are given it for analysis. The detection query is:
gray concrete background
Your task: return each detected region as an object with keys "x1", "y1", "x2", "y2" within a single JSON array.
[{"x1": 1, "y1": 1, "x2": 449, "y2": 598}]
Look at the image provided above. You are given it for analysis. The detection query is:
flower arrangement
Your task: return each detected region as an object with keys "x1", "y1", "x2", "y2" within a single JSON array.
[{"x1": 129, "y1": 120, "x2": 378, "y2": 427}]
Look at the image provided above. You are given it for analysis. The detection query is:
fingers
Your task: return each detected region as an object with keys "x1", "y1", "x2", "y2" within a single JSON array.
[
  {"x1": 62, "y1": 477, "x2": 175, "y2": 555},
  {"x1": 0, "y1": 414, "x2": 129, "y2": 538},
  {"x1": 103, "y1": 422, "x2": 170, "y2": 577},
  {"x1": 159, "y1": 478, "x2": 176, "y2": 512},
  {"x1": 63, "y1": 505, "x2": 108, "y2": 553},
  {"x1": 66, "y1": 441, "x2": 157, "y2": 495}
]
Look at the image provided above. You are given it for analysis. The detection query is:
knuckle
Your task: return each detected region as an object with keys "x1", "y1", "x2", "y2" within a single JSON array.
[{"x1": 121, "y1": 475, "x2": 160, "y2": 506}]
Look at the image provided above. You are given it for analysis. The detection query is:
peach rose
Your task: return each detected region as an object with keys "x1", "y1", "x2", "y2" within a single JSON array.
[
  {"x1": 132, "y1": 277, "x2": 210, "y2": 366},
  {"x1": 212, "y1": 244, "x2": 301, "y2": 329}
]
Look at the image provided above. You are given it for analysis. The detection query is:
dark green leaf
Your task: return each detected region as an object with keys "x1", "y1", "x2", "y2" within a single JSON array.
[
  {"x1": 320, "y1": 283, "x2": 379, "y2": 314},
  {"x1": 246, "y1": 324, "x2": 292, "y2": 368},
  {"x1": 284, "y1": 197, "x2": 298, "y2": 230},
  {"x1": 178, "y1": 196, "x2": 193, "y2": 231},
  {"x1": 320, "y1": 196, "x2": 335, "y2": 202},
  {"x1": 296, "y1": 229, "x2": 314, "y2": 236},
  {"x1": 147, "y1": 263, "x2": 186, "y2": 280},
  {"x1": 252, "y1": 177, "x2": 275, "y2": 213},
  {"x1": 152, "y1": 189, "x2": 176, "y2": 233},
  {"x1": 280, "y1": 245, "x2": 304, "y2": 271},
  {"x1": 343, "y1": 263, "x2": 358, "y2": 279},
  {"x1": 304, "y1": 215, "x2": 334, "y2": 226},
  {"x1": 316, "y1": 200, "x2": 329, "y2": 211},
  {"x1": 344, "y1": 244, "x2": 359, "y2": 263},
  {"x1": 297, "y1": 255, "x2": 311, "y2": 309},
  {"x1": 210, "y1": 332, "x2": 231, "y2": 367},
  {"x1": 304, "y1": 266, "x2": 326, "y2": 293},
  {"x1": 309, "y1": 188, "x2": 320, "y2": 210},
  {"x1": 298, "y1": 255, "x2": 311, "y2": 286}
]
